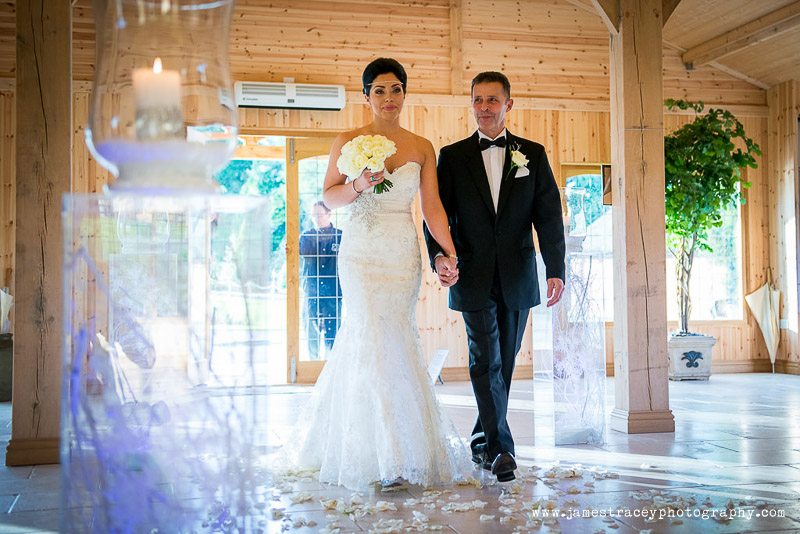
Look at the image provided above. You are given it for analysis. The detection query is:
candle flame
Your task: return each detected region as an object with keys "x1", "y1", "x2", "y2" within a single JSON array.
[{"x1": 153, "y1": 58, "x2": 163, "y2": 74}]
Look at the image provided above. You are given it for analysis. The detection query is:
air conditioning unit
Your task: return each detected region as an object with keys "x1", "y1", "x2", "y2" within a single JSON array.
[{"x1": 234, "y1": 81, "x2": 346, "y2": 111}]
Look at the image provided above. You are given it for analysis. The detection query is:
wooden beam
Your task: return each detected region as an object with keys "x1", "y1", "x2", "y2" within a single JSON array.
[
  {"x1": 7, "y1": 0, "x2": 71, "y2": 466},
  {"x1": 592, "y1": 0, "x2": 620, "y2": 34},
  {"x1": 2, "y1": 80, "x2": 776, "y2": 119},
  {"x1": 662, "y1": 39, "x2": 771, "y2": 90},
  {"x1": 232, "y1": 144, "x2": 285, "y2": 160},
  {"x1": 564, "y1": 0, "x2": 602, "y2": 16},
  {"x1": 661, "y1": 0, "x2": 681, "y2": 26},
  {"x1": 0, "y1": 92, "x2": 13, "y2": 291},
  {"x1": 449, "y1": 0, "x2": 465, "y2": 95},
  {"x1": 608, "y1": 0, "x2": 674, "y2": 434},
  {"x1": 682, "y1": 2, "x2": 800, "y2": 69},
  {"x1": 708, "y1": 60, "x2": 770, "y2": 90}
]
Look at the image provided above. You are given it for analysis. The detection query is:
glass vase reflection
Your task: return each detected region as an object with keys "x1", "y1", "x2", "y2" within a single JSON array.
[
  {"x1": 534, "y1": 184, "x2": 608, "y2": 446},
  {"x1": 565, "y1": 186, "x2": 588, "y2": 241},
  {"x1": 549, "y1": 249, "x2": 607, "y2": 446},
  {"x1": 62, "y1": 193, "x2": 271, "y2": 532},
  {"x1": 85, "y1": 0, "x2": 237, "y2": 191}
]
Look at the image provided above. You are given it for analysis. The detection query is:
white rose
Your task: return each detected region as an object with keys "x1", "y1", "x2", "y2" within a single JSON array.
[
  {"x1": 351, "y1": 154, "x2": 368, "y2": 173},
  {"x1": 511, "y1": 150, "x2": 528, "y2": 168},
  {"x1": 366, "y1": 156, "x2": 384, "y2": 172}
]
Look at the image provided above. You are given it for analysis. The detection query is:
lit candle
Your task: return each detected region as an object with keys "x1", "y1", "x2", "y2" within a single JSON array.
[
  {"x1": 132, "y1": 57, "x2": 182, "y2": 110},
  {"x1": 132, "y1": 58, "x2": 184, "y2": 141}
]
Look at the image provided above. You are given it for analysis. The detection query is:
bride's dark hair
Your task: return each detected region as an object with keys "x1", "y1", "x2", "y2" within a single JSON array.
[{"x1": 362, "y1": 58, "x2": 407, "y2": 95}]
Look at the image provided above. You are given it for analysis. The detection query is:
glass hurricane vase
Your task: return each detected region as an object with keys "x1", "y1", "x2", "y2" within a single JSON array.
[{"x1": 86, "y1": 0, "x2": 237, "y2": 191}]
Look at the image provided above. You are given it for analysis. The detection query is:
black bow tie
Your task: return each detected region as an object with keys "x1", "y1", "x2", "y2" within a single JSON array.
[{"x1": 479, "y1": 137, "x2": 507, "y2": 151}]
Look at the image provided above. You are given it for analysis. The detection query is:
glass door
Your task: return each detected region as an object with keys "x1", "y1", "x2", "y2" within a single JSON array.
[
  {"x1": 214, "y1": 137, "x2": 288, "y2": 385},
  {"x1": 285, "y1": 137, "x2": 339, "y2": 383},
  {"x1": 215, "y1": 134, "x2": 337, "y2": 385}
]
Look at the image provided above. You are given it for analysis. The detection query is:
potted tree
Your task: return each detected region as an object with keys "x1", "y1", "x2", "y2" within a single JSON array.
[{"x1": 664, "y1": 100, "x2": 761, "y2": 380}]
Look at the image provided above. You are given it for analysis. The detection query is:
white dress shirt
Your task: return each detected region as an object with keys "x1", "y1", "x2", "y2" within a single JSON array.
[{"x1": 478, "y1": 129, "x2": 507, "y2": 210}]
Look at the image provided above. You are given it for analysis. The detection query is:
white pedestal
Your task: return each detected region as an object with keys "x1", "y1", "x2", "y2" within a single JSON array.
[
  {"x1": 554, "y1": 251, "x2": 607, "y2": 445},
  {"x1": 668, "y1": 333, "x2": 716, "y2": 380},
  {"x1": 534, "y1": 189, "x2": 609, "y2": 446},
  {"x1": 63, "y1": 193, "x2": 271, "y2": 532}
]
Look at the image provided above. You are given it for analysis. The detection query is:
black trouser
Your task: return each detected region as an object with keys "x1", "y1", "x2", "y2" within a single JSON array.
[{"x1": 461, "y1": 270, "x2": 529, "y2": 459}]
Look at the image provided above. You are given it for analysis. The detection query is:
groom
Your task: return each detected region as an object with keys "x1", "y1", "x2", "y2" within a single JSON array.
[{"x1": 425, "y1": 71, "x2": 565, "y2": 482}]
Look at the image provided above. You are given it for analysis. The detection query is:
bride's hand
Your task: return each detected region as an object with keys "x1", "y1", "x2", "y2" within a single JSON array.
[
  {"x1": 434, "y1": 255, "x2": 459, "y2": 288},
  {"x1": 355, "y1": 169, "x2": 385, "y2": 191}
]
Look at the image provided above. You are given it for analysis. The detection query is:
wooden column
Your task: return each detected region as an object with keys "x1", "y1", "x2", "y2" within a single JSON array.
[
  {"x1": 606, "y1": 0, "x2": 675, "y2": 433},
  {"x1": 7, "y1": 0, "x2": 71, "y2": 465},
  {"x1": 0, "y1": 83, "x2": 14, "y2": 290}
]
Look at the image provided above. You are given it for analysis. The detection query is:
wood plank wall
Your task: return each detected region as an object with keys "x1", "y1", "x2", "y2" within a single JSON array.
[
  {"x1": 594, "y1": 110, "x2": 771, "y2": 375},
  {"x1": 0, "y1": 2, "x2": 13, "y2": 80},
  {"x1": 663, "y1": 114, "x2": 772, "y2": 375},
  {"x1": 0, "y1": 0, "x2": 779, "y2": 374},
  {"x1": 768, "y1": 81, "x2": 800, "y2": 373},
  {"x1": 64, "y1": 0, "x2": 767, "y2": 109},
  {"x1": 28, "y1": 89, "x2": 769, "y2": 374}
]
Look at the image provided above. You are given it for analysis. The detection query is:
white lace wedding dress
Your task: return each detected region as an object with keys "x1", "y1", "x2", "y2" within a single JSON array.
[{"x1": 288, "y1": 161, "x2": 470, "y2": 490}]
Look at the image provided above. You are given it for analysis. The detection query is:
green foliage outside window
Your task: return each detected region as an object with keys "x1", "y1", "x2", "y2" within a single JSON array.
[
  {"x1": 214, "y1": 159, "x2": 286, "y2": 288},
  {"x1": 566, "y1": 174, "x2": 603, "y2": 227}
]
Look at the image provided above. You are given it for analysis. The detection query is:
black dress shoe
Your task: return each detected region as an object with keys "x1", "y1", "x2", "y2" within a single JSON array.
[
  {"x1": 470, "y1": 443, "x2": 492, "y2": 470},
  {"x1": 491, "y1": 452, "x2": 517, "y2": 482},
  {"x1": 379, "y1": 477, "x2": 406, "y2": 490}
]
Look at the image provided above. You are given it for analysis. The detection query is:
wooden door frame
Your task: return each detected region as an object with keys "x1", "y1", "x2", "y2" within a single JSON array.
[{"x1": 285, "y1": 136, "x2": 337, "y2": 384}]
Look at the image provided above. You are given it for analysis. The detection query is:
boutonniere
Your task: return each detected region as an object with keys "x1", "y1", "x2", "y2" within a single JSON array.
[{"x1": 508, "y1": 143, "x2": 530, "y2": 178}]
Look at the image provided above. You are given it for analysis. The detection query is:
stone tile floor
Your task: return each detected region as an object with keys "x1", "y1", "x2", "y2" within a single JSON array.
[{"x1": 2, "y1": 373, "x2": 800, "y2": 532}]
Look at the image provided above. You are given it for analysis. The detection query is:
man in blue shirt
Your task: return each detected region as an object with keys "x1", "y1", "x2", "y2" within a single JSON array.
[{"x1": 300, "y1": 201, "x2": 342, "y2": 359}]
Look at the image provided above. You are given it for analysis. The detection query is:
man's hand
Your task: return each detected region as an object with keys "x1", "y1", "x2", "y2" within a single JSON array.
[
  {"x1": 546, "y1": 278, "x2": 565, "y2": 307},
  {"x1": 434, "y1": 255, "x2": 459, "y2": 288}
]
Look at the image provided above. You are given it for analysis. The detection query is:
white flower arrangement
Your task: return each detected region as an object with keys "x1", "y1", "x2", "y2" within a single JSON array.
[
  {"x1": 508, "y1": 143, "x2": 529, "y2": 177},
  {"x1": 336, "y1": 134, "x2": 397, "y2": 194}
]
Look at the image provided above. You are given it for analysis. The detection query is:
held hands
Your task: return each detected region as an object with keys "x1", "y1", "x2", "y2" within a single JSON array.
[
  {"x1": 353, "y1": 169, "x2": 385, "y2": 193},
  {"x1": 434, "y1": 255, "x2": 459, "y2": 288},
  {"x1": 546, "y1": 278, "x2": 565, "y2": 307},
  {"x1": 434, "y1": 259, "x2": 562, "y2": 299}
]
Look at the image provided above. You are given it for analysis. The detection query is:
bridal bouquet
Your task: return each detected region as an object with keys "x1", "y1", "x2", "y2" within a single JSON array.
[{"x1": 337, "y1": 134, "x2": 396, "y2": 194}]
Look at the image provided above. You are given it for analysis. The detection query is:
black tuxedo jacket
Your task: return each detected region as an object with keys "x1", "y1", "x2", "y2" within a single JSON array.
[{"x1": 425, "y1": 131, "x2": 565, "y2": 312}]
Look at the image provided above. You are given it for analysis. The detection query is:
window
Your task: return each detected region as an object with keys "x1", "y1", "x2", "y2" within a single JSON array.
[
  {"x1": 666, "y1": 203, "x2": 743, "y2": 321},
  {"x1": 298, "y1": 155, "x2": 344, "y2": 362}
]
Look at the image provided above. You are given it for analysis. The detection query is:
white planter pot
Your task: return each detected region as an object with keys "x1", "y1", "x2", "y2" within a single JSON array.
[{"x1": 667, "y1": 333, "x2": 716, "y2": 380}]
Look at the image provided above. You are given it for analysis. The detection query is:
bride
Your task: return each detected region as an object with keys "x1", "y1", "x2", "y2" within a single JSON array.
[{"x1": 287, "y1": 58, "x2": 470, "y2": 490}]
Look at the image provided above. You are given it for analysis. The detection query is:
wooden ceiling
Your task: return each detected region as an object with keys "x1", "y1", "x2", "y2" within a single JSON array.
[
  {"x1": 1, "y1": 0, "x2": 798, "y2": 104},
  {"x1": 662, "y1": 0, "x2": 800, "y2": 89}
]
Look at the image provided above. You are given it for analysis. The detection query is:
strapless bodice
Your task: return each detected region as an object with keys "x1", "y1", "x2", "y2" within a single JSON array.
[{"x1": 346, "y1": 161, "x2": 421, "y2": 222}]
